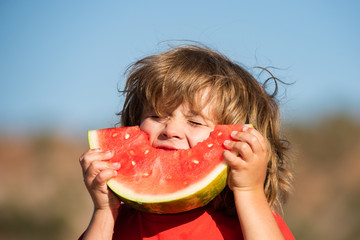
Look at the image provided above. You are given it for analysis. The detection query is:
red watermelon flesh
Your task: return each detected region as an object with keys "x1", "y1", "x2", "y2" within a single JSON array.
[{"x1": 88, "y1": 124, "x2": 250, "y2": 214}]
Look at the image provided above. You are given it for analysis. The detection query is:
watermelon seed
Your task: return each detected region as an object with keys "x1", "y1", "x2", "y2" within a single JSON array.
[
  {"x1": 144, "y1": 150, "x2": 149, "y2": 155},
  {"x1": 143, "y1": 172, "x2": 151, "y2": 177},
  {"x1": 131, "y1": 161, "x2": 136, "y2": 166},
  {"x1": 217, "y1": 132, "x2": 223, "y2": 136},
  {"x1": 129, "y1": 150, "x2": 135, "y2": 156},
  {"x1": 112, "y1": 133, "x2": 119, "y2": 137},
  {"x1": 125, "y1": 133, "x2": 130, "y2": 139},
  {"x1": 207, "y1": 143, "x2": 213, "y2": 148},
  {"x1": 192, "y1": 159, "x2": 199, "y2": 164}
]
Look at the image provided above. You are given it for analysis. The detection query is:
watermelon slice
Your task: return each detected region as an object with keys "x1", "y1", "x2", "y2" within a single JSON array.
[{"x1": 88, "y1": 124, "x2": 250, "y2": 214}]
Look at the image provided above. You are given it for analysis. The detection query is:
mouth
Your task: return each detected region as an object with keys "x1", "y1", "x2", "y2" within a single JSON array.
[{"x1": 155, "y1": 145, "x2": 178, "y2": 151}]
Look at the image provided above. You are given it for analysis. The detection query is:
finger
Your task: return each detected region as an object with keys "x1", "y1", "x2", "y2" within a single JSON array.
[
  {"x1": 91, "y1": 168, "x2": 118, "y2": 194},
  {"x1": 245, "y1": 127, "x2": 267, "y2": 151},
  {"x1": 223, "y1": 150, "x2": 246, "y2": 170},
  {"x1": 224, "y1": 140, "x2": 252, "y2": 161},
  {"x1": 79, "y1": 149, "x2": 114, "y2": 174},
  {"x1": 84, "y1": 160, "x2": 120, "y2": 187},
  {"x1": 230, "y1": 129, "x2": 266, "y2": 153}
]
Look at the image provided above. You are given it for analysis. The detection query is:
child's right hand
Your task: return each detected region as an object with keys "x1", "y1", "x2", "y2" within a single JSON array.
[{"x1": 79, "y1": 149, "x2": 121, "y2": 212}]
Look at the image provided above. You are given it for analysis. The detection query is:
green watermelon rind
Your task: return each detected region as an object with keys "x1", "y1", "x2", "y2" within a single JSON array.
[
  {"x1": 107, "y1": 163, "x2": 228, "y2": 214},
  {"x1": 88, "y1": 130, "x2": 100, "y2": 149}
]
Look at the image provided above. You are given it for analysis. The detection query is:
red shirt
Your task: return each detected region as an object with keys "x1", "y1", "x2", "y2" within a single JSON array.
[{"x1": 80, "y1": 205, "x2": 295, "y2": 239}]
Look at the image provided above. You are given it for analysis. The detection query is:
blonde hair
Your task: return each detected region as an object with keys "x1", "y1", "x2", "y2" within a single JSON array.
[{"x1": 119, "y1": 44, "x2": 293, "y2": 213}]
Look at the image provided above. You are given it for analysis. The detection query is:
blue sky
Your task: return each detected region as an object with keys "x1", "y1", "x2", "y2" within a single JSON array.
[{"x1": 1, "y1": 0, "x2": 359, "y2": 136}]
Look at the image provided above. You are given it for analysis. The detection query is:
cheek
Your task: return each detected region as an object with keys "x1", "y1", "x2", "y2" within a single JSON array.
[
  {"x1": 139, "y1": 119, "x2": 152, "y2": 135},
  {"x1": 140, "y1": 119, "x2": 159, "y2": 143},
  {"x1": 188, "y1": 129, "x2": 213, "y2": 148}
]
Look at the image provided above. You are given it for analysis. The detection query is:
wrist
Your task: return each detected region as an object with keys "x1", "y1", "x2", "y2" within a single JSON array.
[
  {"x1": 93, "y1": 206, "x2": 119, "y2": 220},
  {"x1": 232, "y1": 185, "x2": 265, "y2": 196},
  {"x1": 233, "y1": 186, "x2": 268, "y2": 210},
  {"x1": 83, "y1": 207, "x2": 119, "y2": 240}
]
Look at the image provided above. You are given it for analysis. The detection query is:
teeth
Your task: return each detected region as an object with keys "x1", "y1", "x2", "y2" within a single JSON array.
[{"x1": 125, "y1": 133, "x2": 130, "y2": 139}]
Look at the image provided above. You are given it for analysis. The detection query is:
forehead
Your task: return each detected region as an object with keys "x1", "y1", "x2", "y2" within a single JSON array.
[{"x1": 149, "y1": 88, "x2": 218, "y2": 121}]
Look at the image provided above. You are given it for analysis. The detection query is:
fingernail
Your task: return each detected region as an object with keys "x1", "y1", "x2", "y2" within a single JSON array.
[
  {"x1": 113, "y1": 162, "x2": 121, "y2": 169},
  {"x1": 106, "y1": 150, "x2": 113, "y2": 155},
  {"x1": 231, "y1": 131, "x2": 239, "y2": 136},
  {"x1": 231, "y1": 131, "x2": 238, "y2": 136},
  {"x1": 224, "y1": 140, "x2": 231, "y2": 146},
  {"x1": 113, "y1": 170, "x2": 118, "y2": 176},
  {"x1": 93, "y1": 148, "x2": 102, "y2": 152},
  {"x1": 242, "y1": 126, "x2": 249, "y2": 131}
]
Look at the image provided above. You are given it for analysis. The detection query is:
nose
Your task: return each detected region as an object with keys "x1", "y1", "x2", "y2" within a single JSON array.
[{"x1": 160, "y1": 119, "x2": 184, "y2": 139}]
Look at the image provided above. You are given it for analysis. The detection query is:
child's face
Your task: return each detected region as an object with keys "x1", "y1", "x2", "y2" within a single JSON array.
[{"x1": 140, "y1": 103, "x2": 216, "y2": 150}]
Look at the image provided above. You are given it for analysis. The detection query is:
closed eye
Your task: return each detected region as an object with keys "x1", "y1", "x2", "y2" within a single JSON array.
[
  {"x1": 148, "y1": 115, "x2": 167, "y2": 123},
  {"x1": 188, "y1": 120, "x2": 203, "y2": 126}
]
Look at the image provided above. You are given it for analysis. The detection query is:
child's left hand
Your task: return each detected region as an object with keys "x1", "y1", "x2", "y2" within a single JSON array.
[{"x1": 223, "y1": 126, "x2": 268, "y2": 193}]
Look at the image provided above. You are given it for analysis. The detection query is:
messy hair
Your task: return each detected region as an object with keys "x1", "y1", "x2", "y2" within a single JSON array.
[{"x1": 118, "y1": 44, "x2": 293, "y2": 213}]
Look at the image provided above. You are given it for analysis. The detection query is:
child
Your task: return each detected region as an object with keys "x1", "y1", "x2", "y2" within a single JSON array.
[{"x1": 79, "y1": 44, "x2": 295, "y2": 239}]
